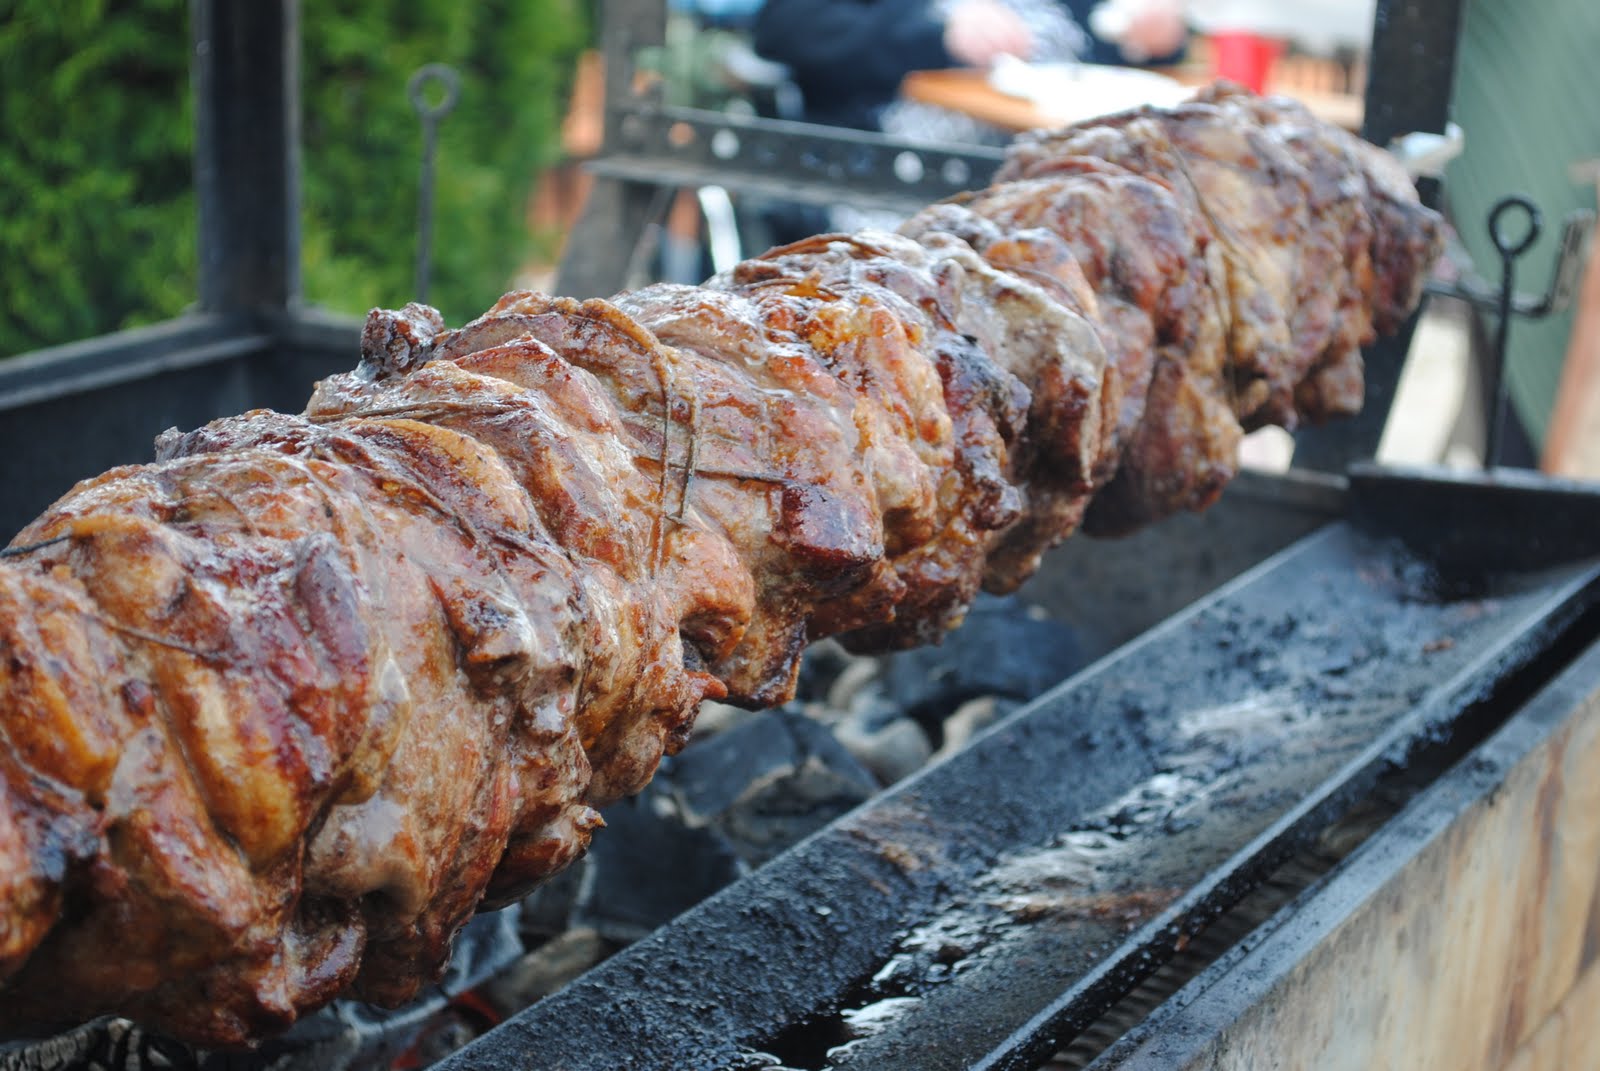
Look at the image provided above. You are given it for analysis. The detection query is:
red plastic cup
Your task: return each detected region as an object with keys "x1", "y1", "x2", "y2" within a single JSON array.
[{"x1": 1209, "y1": 32, "x2": 1284, "y2": 93}]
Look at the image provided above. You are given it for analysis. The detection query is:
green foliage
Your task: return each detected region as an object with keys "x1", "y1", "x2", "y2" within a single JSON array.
[
  {"x1": 0, "y1": 0, "x2": 587, "y2": 358},
  {"x1": 0, "y1": 0, "x2": 196, "y2": 355},
  {"x1": 300, "y1": 0, "x2": 588, "y2": 326}
]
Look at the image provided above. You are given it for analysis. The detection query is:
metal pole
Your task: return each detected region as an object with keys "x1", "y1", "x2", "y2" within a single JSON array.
[
  {"x1": 409, "y1": 64, "x2": 462, "y2": 306},
  {"x1": 554, "y1": 0, "x2": 674, "y2": 297},
  {"x1": 1482, "y1": 196, "x2": 1542, "y2": 467},
  {"x1": 191, "y1": 0, "x2": 301, "y2": 316},
  {"x1": 1292, "y1": 0, "x2": 1466, "y2": 473},
  {"x1": 600, "y1": 0, "x2": 668, "y2": 147}
]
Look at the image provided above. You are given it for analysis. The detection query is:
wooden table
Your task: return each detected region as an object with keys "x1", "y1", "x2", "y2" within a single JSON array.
[{"x1": 901, "y1": 66, "x2": 1363, "y2": 134}]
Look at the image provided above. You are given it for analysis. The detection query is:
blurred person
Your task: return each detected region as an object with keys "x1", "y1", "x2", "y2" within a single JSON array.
[
  {"x1": 753, "y1": 0, "x2": 1186, "y2": 134},
  {"x1": 751, "y1": 0, "x2": 1184, "y2": 242},
  {"x1": 1083, "y1": 0, "x2": 1188, "y2": 64},
  {"x1": 673, "y1": 0, "x2": 768, "y2": 29},
  {"x1": 1113, "y1": 0, "x2": 1374, "y2": 91}
]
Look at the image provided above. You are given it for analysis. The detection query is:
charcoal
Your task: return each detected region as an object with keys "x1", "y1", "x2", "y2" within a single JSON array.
[
  {"x1": 834, "y1": 713, "x2": 933, "y2": 785},
  {"x1": 671, "y1": 710, "x2": 880, "y2": 865},
  {"x1": 570, "y1": 784, "x2": 745, "y2": 943},
  {"x1": 794, "y1": 638, "x2": 858, "y2": 702},
  {"x1": 0, "y1": 1020, "x2": 147, "y2": 1071},
  {"x1": 838, "y1": 691, "x2": 901, "y2": 735},
  {"x1": 932, "y1": 695, "x2": 1020, "y2": 762},
  {"x1": 670, "y1": 710, "x2": 876, "y2": 827},
  {"x1": 822, "y1": 653, "x2": 883, "y2": 713},
  {"x1": 569, "y1": 712, "x2": 883, "y2": 943},
  {"x1": 689, "y1": 698, "x2": 761, "y2": 740},
  {"x1": 480, "y1": 928, "x2": 610, "y2": 1014},
  {"x1": 880, "y1": 594, "x2": 1082, "y2": 731},
  {"x1": 0, "y1": 912, "x2": 522, "y2": 1071},
  {"x1": 250, "y1": 909, "x2": 522, "y2": 1069},
  {"x1": 517, "y1": 857, "x2": 589, "y2": 942}
]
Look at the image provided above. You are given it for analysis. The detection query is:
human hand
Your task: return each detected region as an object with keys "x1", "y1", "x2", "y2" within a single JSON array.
[
  {"x1": 1120, "y1": 2, "x2": 1187, "y2": 62},
  {"x1": 944, "y1": 0, "x2": 1035, "y2": 67},
  {"x1": 1089, "y1": 0, "x2": 1187, "y2": 63}
]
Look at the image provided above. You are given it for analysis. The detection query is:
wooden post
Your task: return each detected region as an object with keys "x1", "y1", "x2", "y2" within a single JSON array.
[{"x1": 1542, "y1": 162, "x2": 1600, "y2": 478}]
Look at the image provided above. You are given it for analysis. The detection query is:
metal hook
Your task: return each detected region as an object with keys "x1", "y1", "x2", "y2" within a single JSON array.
[
  {"x1": 408, "y1": 64, "x2": 462, "y2": 122},
  {"x1": 1425, "y1": 208, "x2": 1594, "y2": 320},
  {"x1": 409, "y1": 64, "x2": 462, "y2": 305},
  {"x1": 1421, "y1": 192, "x2": 1597, "y2": 467},
  {"x1": 1483, "y1": 194, "x2": 1542, "y2": 468},
  {"x1": 1488, "y1": 195, "x2": 1541, "y2": 260}
]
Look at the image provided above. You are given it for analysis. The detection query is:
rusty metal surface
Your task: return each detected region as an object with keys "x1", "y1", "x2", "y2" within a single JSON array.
[{"x1": 437, "y1": 519, "x2": 1600, "y2": 1071}]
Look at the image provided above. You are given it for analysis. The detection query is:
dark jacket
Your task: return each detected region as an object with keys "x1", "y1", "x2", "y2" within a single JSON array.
[
  {"x1": 753, "y1": 0, "x2": 955, "y2": 129},
  {"x1": 753, "y1": 0, "x2": 1177, "y2": 130}
]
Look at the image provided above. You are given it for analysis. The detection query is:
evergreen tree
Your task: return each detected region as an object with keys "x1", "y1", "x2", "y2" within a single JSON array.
[{"x1": 0, "y1": 0, "x2": 587, "y2": 356}]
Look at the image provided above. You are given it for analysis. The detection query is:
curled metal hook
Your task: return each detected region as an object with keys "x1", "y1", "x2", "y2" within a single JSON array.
[
  {"x1": 1421, "y1": 192, "x2": 1596, "y2": 467},
  {"x1": 409, "y1": 64, "x2": 463, "y2": 304},
  {"x1": 408, "y1": 63, "x2": 462, "y2": 122},
  {"x1": 1488, "y1": 195, "x2": 1541, "y2": 260},
  {"x1": 1483, "y1": 194, "x2": 1542, "y2": 467}
]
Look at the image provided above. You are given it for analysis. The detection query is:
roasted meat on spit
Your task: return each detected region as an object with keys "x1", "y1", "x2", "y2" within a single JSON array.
[{"x1": 0, "y1": 86, "x2": 1442, "y2": 1046}]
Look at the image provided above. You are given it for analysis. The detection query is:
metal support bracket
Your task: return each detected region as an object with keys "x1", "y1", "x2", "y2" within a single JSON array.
[
  {"x1": 1293, "y1": 0, "x2": 1467, "y2": 473},
  {"x1": 191, "y1": 0, "x2": 301, "y2": 317}
]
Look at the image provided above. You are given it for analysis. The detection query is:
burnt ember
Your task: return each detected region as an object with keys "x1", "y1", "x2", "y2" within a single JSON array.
[{"x1": 879, "y1": 594, "x2": 1083, "y2": 742}]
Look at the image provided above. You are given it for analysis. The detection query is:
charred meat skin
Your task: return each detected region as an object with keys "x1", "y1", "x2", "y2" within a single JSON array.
[{"x1": 0, "y1": 86, "x2": 1441, "y2": 1046}]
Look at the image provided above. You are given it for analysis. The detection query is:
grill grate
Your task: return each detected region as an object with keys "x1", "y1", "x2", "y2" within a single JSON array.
[{"x1": 1046, "y1": 797, "x2": 1402, "y2": 1070}]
